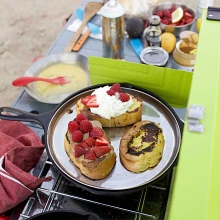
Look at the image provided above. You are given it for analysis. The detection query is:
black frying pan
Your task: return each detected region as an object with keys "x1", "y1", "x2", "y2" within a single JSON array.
[{"x1": 0, "y1": 83, "x2": 183, "y2": 195}]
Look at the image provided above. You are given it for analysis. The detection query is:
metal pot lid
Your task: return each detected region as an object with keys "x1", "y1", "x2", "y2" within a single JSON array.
[
  {"x1": 46, "y1": 84, "x2": 181, "y2": 191},
  {"x1": 140, "y1": 47, "x2": 169, "y2": 66}
]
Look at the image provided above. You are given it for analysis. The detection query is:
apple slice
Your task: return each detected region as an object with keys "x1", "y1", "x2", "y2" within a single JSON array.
[{"x1": 171, "y1": 7, "x2": 184, "y2": 23}]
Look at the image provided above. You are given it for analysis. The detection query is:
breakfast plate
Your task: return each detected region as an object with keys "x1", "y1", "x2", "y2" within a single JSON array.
[{"x1": 23, "y1": 53, "x2": 90, "y2": 104}]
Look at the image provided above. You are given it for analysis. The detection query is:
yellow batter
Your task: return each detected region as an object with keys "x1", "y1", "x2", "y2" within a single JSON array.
[{"x1": 36, "y1": 63, "x2": 89, "y2": 102}]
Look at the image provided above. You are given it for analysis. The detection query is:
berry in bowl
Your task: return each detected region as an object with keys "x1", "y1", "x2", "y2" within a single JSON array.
[{"x1": 152, "y1": 2, "x2": 196, "y2": 36}]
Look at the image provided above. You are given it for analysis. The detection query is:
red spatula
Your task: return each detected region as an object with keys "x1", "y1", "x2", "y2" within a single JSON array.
[{"x1": 12, "y1": 76, "x2": 70, "y2": 86}]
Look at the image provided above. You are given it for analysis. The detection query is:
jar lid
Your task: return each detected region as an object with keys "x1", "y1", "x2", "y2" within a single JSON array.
[
  {"x1": 101, "y1": 0, "x2": 125, "y2": 18},
  {"x1": 149, "y1": 15, "x2": 161, "y2": 26},
  {"x1": 140, "y1": 47, "x2": 169, "y2": 66}
]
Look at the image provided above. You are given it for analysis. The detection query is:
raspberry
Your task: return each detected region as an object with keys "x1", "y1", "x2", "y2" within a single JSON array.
[
  {"x1": 68, "y1": 121, "x2": 79, "y2": 133},
  {"x1": 74, "y1": 144, "x2": 86, "y2": 158},
  {"x1": 84, "y1": 137, "x2": 96, "y2": 147},
  {"x1": 111, "y1": 83, "x2": 122, "y2": 93},
  {"x1": 119, "y1": 93, "x2": 130, "y2": 102},
  {"x1": 76, "y1": 113, "x2": 88, "y2": 124},
  {"x1": 106, "y1": 89, "x2": 115, "y2": 96},
  {"x1": 72, "y1": 130, "x2": 83, "y2": 143},
  {"x1": 80, "y1": 120, "x2": 93, "y2": 133},
  {"x1": 89, "y1": 127, "x2": 104, "y2": 138}
]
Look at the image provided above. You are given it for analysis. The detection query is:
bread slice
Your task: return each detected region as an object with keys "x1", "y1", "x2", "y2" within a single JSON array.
[
  {"x1": 64, "y1": 120, "x2": 116, "y2": 180},
  {"x1": 119, "y1": 121, "x2": 165, "y2": 173},
  {"x1": 76, "y1": 94, "x2": 142, "y2": 127}
]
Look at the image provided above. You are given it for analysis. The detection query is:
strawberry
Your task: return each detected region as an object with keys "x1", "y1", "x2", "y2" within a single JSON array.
[
  {"x1": 68, "y1": 121, "x2": 79, "y2": 133},
  {"x1": 106, "y1": 89, "x2": 115, "y2": 96},
  {"x1": 72, "y1": 130, "x2": 83, "y2": 143},
  {"x1": 84, "y1": 149, "x2": 96, "y2": 160},
  {"x1": 76, "y1": 113, "x2": 88, "y2": 124},
  {"x1": 111, "y1": 83, "x2": 122, "y2": 93},
  {"x1": 119, "y1": 93, "x2": 130, "y2": 102},
  {"x1": 85, "y1": 95, "x2": 99, "y2": 108},
  {"x1": 184, "y1": 12, "x2": 193, "y2": 18},
  {"x1": 81, "y1": 96, "x2": 90, "y2": 105},
  {"x1": 89, "y1": 127, "x2": 104, "y2": 138},
  {"x1": 74, "y1": 144, "x2": 86, "y2": 158},
  {"x1": 185, "y1": 18, "x2": 193, "y2": 24},
  {"x1": 95, "y1": 137, "x2": 109, "y2": 146},
  {"x1": 80, "y1": 119, "x2": 93, "y2": 133},
  {"x1": 81, "y1": 141, "x2": 89, "y2": 149},
  {"x1": 84, "y1": 137, "x2": 96, "y2": 147},
  {"x1": 93, "y1": 146, "x2": 111, "y2": 158}
]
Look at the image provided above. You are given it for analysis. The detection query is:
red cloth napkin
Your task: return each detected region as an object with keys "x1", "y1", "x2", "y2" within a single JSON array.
[{"x1": 0, "y1": 120, "x2": 52, "y2": 214}]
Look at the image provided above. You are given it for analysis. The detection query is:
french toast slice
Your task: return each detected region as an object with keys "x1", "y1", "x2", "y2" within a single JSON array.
[
  {"x1": 64, "y1": 115, "x2": 116, "y2": 180},
  {"x1": 119, "y1": 121, "x2": 165, "y2": 173},
  {"x1": 76, "y1": 84, "x2": 142, "y2": 127}
]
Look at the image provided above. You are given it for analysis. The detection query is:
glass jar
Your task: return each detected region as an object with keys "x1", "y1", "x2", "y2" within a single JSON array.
[{"x1": 143, "y1": 15, "x2": 162, "y2": 47}]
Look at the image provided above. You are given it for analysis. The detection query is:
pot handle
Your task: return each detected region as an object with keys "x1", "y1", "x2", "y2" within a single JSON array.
[{"x1": 0, "y1": 107, "x2": 55, "y2": 131}]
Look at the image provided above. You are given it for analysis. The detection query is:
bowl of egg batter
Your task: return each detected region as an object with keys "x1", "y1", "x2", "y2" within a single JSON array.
[{"x1": 24, "y1": 53, "x2": 90, "y2": 104}]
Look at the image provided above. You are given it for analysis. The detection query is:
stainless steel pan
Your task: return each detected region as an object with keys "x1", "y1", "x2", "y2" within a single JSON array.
[{"x1": 0, "y1": 83, "x2": 183, "y2": 195}]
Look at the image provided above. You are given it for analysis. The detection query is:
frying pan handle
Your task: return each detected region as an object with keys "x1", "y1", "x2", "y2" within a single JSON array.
[
  {"x1": 172, "y1": 118, "x2": 185, "y2": 167},
  {"x1": 0, "y1": 107, "x2": 55, "y2": 131}
]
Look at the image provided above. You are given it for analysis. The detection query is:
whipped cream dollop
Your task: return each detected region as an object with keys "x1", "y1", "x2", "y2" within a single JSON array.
[{"x1": 90, "y1": 86, "x2": 134, "y2": 119}]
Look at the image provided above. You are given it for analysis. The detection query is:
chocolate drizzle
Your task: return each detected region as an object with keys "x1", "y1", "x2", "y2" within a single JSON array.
[
  {"x1": 128, "y1": 143, "x2": 155, "y2": 156},
  {"x1": 65, "y1": 132, "x2": 70, "y2": 144},
  {"x1": 127, "y1": 123, "x2": 162, "y2": 156}
]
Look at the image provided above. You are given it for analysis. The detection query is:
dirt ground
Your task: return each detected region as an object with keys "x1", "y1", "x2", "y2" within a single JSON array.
[
  {"x1": 0, "y1": 0, "x2": 81, "y2": 107},
  {"x1": 0, "y1": 0, "x2": 219, "y2": 107}
]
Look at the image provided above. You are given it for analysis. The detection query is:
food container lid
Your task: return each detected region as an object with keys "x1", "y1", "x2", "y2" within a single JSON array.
[
  {"x1": 101, "y1": 0, "x2": 125, "y2": 18},
  {"x1": 140, "y1": 47, "x2": 169, "y2": 66}
]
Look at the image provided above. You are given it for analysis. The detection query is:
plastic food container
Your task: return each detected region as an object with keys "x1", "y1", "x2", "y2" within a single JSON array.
[{"x1": 140, "y1": 47, "x2": 169, "y2": 67}]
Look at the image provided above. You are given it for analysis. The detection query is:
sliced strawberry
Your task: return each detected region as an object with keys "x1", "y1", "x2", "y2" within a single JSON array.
[
  {"x1": 95, "y1": 137, "x2": 109, "y2": 146},
  {"x1": 86, "y1": 95, "x2": 99, "y2": 108},
  {"x1": 81, "y1": 141, "x2": 89, "y2": 149},
  {"x1": 85, "y1": 137, "x2": 96, "y2": 147},
  {"x1": 89, "y1": 127, "x2": 104, "y2": 138},
  {"x1": 84, "y1": 149, "x2": 96, "y2": 160},
  {"x1": 86, "y1": 102, "x2": 99, "y2": 108},
  {"x1": 185, "y1": 18, "x2": 193, "y2": 24},
  {"x1": 184, "y1": 12, "x2": 193, "y2": 18},
  {"x1": 74, "y1": 144, "x2": 86, "y2": 158},
  {"x1": 81, "y1": 96, "x2": 90, "y2": 105},
  {"x1": 93, "y1": 146, "x2": 111, "y2": 158}
]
